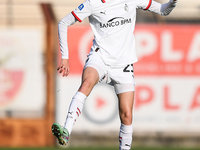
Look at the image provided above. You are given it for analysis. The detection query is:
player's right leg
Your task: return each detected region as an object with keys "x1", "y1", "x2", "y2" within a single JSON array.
[
  {"x1": 78, "y1": 67, "x2": 100, "y2": 96},
  {"x1": 52, "y1": 52, "x2": 106, "y2": 145},
  {"x1": 63, "y1": 66, "x2": 99, "y2": 134},
  {"x1": 52, "y1": 67, "x2": 99, "y2": 145}
]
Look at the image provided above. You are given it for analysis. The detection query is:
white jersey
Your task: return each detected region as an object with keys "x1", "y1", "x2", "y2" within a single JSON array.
[
  {"x1": 58, "y1": 0, "x2": 177, "y2": 66},
  {"x1": 72, "y1": 0, "x2": 152, "y2": 66}
]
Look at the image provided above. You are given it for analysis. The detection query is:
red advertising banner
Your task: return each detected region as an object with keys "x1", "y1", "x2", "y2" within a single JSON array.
[
  {"x1": 135, "y1": 24, "x2": 200, "y2": 76},
  {"x1": 62, "y1": 24, "x2": 200, "y2": 76}
]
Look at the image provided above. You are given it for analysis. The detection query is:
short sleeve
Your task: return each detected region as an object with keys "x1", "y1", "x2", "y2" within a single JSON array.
[
  {"x1": 71, "y1": 0, "x2": 92, "y2": 22},
  {"x1": 136, "y1": 0, "x2": 152, "y2": 10}
]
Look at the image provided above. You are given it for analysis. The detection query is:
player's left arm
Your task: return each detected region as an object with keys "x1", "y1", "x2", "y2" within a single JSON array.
[{"x1": 148, "y1": 0, "x2": 178, "y2": 16}]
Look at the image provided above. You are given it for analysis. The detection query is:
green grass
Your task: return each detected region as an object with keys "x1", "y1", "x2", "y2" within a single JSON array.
[{"x1": 0, "y1": 147, "x2": 200, "y2": 150}]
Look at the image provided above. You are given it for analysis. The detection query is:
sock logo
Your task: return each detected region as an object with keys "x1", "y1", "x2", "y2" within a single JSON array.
[
  {"x1": 125, "y1": 144, "x2": 131, "y2": 147},
  {"x1": 68, "y1": 111, "x2": 73, "y2": 115}
]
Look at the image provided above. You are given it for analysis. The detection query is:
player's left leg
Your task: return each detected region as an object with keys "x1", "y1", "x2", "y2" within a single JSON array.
[
  {"x1": 109, "y1": 64, "x2": 135, "y2": 150},
  {"x1": 117, "y1": 91, "x2": 134, "y2": 150}
]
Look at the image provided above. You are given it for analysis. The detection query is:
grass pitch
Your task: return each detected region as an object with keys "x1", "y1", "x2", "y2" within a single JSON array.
[{"x1": 0, "y1": 147, "x2": 200, "y2": 150}]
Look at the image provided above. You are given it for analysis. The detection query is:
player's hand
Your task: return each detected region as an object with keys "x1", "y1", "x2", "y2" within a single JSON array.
[{"x1": 57, "y1": 59, "x2": 70, "y2": 77}]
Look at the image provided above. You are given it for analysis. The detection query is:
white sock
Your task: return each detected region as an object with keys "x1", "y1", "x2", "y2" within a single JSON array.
[
  {"x1": 64, "y1": 92, "x2": 87, "y2": 135},
  {"x1": 119, "y1": 123, "x2": 133, "y2": 150}
]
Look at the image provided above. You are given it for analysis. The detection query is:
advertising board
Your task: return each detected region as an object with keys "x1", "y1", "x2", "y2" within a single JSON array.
[{"x1": 0, "y1": 29, "x2": 45, "y2": 118}]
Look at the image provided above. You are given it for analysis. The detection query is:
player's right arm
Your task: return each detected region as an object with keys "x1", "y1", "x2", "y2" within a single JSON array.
[
  {"x1": 57, "y1": 13, "x2": 77, "y2": 77},
  {"x1": 57, "y1": 0, "x2": 92, "y2": 77}
]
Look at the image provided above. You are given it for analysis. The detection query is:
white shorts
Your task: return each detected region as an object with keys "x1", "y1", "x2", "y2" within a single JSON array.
[{"x1": 84, "y1": 52, "x2": 135, "y2": 94}]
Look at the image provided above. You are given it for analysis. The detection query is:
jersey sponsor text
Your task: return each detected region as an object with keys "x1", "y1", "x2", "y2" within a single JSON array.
[{"x1": 100, "y1": 17, "x2": 132, "y2": 28}]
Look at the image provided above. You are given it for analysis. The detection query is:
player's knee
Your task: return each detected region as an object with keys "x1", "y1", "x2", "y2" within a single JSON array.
[
  {"x1": 120, "y1": 111, "x2": 132, "y2": 124},
  {"x1": 80, "y1": 79, "x2": 94, "y2": 91}
]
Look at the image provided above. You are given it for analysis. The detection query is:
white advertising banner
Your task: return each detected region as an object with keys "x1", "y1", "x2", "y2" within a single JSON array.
[
  {"x1": 0, "y1": 29, "x2": 46, "y2": 117},
  {"x1": 56, "y1": 25, "x2": 200, "y2": 133}
]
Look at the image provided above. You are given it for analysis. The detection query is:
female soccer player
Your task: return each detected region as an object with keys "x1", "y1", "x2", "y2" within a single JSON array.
[{"x1": 52, "y1": 0, "x2": 178, "y2": 149}]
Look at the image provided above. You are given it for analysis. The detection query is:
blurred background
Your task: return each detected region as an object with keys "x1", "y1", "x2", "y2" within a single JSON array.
[{"x1": 0, "y1": 0, "x2": 200, "y2": 149}]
